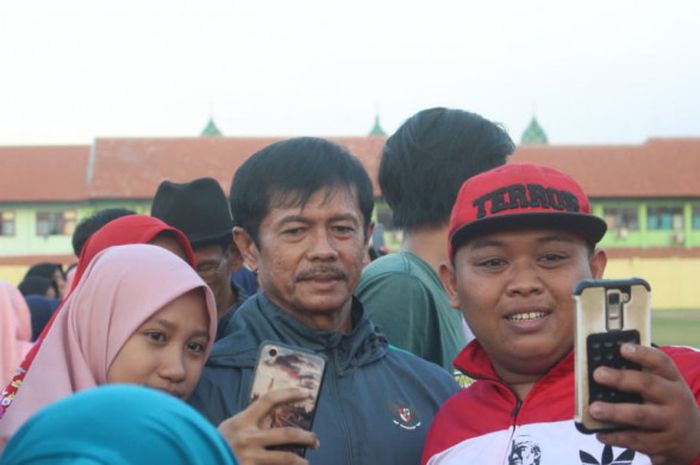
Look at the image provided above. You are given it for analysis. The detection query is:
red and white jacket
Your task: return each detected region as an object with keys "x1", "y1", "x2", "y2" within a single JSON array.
[{"x1": 422, "y1": 342, "x2": 700, "y2": 465}]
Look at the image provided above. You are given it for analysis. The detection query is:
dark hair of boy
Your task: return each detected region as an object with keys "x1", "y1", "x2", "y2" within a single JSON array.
[
  {"x1": 71, "y1": 208, "x2": 136, "y2": 257},
  {"x1": 230, "y1": 137, "x2": 374, "y2": 247},
  {"x1": 380, "y1": 107, "x2": 515, "y2": 231}
]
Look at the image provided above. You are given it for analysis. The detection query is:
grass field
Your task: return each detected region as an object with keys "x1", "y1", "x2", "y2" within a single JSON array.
[{"x1": 652, "y1": 310, "x2": 700, "y2": 347}]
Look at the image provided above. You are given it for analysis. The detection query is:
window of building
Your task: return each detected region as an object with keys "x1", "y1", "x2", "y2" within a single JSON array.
[
  {"x1": 0, "y1": 211, "x2": 15, "y2": 236},
  {"x1": 36, "y1": 210, "x2": 77, "y2": 236},
  {"x1": 693, "y1": 205, "x2": 700, "y2": 230},
  {"x1": 647, "y1": 206, "x2": 684, "y2": 231},
  {"x1": 603, "y1": 206, "x2": 639, "y2": 238}
]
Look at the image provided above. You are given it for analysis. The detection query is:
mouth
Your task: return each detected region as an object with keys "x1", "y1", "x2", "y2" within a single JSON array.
[{"x1": 506, "y1": 311, "x2": 548, "y2": 322}]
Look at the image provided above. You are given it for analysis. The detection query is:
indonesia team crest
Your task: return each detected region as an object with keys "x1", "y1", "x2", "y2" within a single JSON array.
[{"x1": 387, "y1": 401, "x2": 421, "y2": 430}]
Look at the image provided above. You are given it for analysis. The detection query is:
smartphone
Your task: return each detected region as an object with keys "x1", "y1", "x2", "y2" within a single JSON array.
[
  {"x1": 248, "y1": 341, "x2": 327, "y2": 456},
  {"x1": 573, "y1": 278, "x2": 652, "y2": 434}
]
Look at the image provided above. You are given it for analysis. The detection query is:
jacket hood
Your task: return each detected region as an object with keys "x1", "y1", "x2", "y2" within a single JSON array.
[{"x1": 208, "y1": 293, "x2": 388, "y2": 374}]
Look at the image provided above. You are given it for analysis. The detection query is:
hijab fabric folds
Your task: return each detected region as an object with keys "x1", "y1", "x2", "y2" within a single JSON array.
[
  {"x1": 0, "y1": 215, "x2": 196, "y2": 419},
  {"x1": 0, "y1": 282, "x2": 32, "y2": 388},
  {"x1": 0, "y1": 244, "x2": 217, "y2": 444},
  {"x1": 0, "y1": 384, "x2": 237, "y2": 465}
]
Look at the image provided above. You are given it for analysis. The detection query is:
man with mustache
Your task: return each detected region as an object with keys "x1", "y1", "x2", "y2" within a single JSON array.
[{"x1": 189, "y1": 137, "x2": 459, "y2": 465}]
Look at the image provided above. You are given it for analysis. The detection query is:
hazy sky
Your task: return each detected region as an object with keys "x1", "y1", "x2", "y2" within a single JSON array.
[{"x1": 1, "y1": 0, "x2": 698, "y2": 145}]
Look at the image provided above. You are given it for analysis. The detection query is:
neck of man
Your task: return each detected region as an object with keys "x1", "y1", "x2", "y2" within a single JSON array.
[
  {"x1": 273, "y1": 296, "x2": 353, "y2": 334},
  {"x1": 400, "y1": 224, "x2": 450, "y2": 272}
]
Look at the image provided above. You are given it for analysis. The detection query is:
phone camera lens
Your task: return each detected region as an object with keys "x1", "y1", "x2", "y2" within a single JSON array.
[
  {"x1": 268, "y1": 348, "x2": 278, "y2": 357},
  {"x1": 608, "y1": 292, "x2": 620, "y2": 306}
]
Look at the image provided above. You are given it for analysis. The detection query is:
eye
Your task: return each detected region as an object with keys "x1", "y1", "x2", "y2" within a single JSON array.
[
  {"x1": 332, "y1": 225, "x2": 356, "y2": 235},
  {"x1": 282, "y1": 227, "x2": 306, "y2": 236},
  {"x1": 197, "y1": 263, "x2": 216, "y2": 273},
  {"x1": 476, "y1": 257, "x2": 507, "y2": 269},
  {"x1": 145, "y1": 331, "x2": 166, "y2": 344},
  {"x1": 186, "y1": 341, "x2": 206, "y2": 354},
  {"x1": 539, "y1": 253, "x2": 567, "y2": 265}
]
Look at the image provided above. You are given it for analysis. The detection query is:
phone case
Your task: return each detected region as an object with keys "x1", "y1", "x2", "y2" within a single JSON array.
[
  {"x1": 573, "y1": 278, "x2": 651, "y2": 434},
  {"x1": 248, "y1": 341, "x2": 327, "y2": 456}
]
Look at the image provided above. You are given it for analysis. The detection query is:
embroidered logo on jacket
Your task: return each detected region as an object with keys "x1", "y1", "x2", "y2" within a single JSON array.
[
  {"x1": 387, "y1": 401, "x2": 421, "y2": 430},
  {"x1": 508, "y1": 435, "x2": 541, "y2": 465},
  {"x1": 579, "y1": 445, "x2": 635, "y2": 465}
]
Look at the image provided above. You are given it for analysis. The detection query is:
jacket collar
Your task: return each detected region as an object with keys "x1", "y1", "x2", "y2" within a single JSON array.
[
  {"x1": 454, "y1": 340, "x2": 574, "y2": 386},
  {"x1": 208, "y1": 293, "x2": 387, "y2": 372}
]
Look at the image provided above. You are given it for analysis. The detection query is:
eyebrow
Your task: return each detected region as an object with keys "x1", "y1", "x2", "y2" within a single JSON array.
[
  {"x1": 152, "y1": 318, "x2": 210, "y2": 339},
  {"x1": 277, "y1": 213, "x2": 360, "y2": 226}
]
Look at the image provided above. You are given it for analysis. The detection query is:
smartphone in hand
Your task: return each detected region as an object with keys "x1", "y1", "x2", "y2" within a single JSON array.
[
  {"x1": 249, "y1": 341, "x2": 327, "y2": 456},
  {"x1": 573, "y1": 278, "x2": 651, "y2": 434}
]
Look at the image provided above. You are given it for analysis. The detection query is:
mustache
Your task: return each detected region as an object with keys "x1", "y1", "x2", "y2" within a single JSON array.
[{"x1": 295, "y1": 266, "x2": 347, "y2": 282}]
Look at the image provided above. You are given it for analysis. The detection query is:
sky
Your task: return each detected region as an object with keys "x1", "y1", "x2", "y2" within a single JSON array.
[{"x1": 1, "y1": 0, "x2": 699, "y2": 145}]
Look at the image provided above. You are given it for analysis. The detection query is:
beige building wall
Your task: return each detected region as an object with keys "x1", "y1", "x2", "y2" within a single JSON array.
[{"x1": 605, "y1": 258, "x2": 700, "y2": 310}]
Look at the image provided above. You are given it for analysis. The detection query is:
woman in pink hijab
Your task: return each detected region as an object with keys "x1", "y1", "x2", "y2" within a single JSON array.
[
  {"x1": 0, "y1": 215, "x2": 195, "y2": 418},
  {"x1": 0, "y1": 244, "x2": 217, "y2": 446},
  {"x1": 0, "y1": 282, "x2": 32, "y2": 388}
]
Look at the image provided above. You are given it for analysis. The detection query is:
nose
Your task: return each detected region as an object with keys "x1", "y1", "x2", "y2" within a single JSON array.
[
  {"x1": 505, "y1": 260, "x2": 544, "y2": 297},
  {"x1": 158, "y1": 347, "x2": 187, "y2": 383},
  {"x1": 307, "y1": 229, "x2": 339, "y2": 261}
]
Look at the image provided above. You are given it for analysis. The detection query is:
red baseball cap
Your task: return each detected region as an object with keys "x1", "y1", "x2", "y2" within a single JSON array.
[{"x1": 448, "y1": 163, "x2": 607, "y2": 258}]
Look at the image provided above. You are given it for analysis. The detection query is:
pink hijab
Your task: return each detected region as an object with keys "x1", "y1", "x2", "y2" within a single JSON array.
[
  {"x1": 0, "y1": 282, "x2": 32, "y2": 388},
  {"x1": 0, "y1": 215, "x2": 196, "y2": 419},
  {"x1": 0, "y1": 244, "x2": 217, "y2": 443}
]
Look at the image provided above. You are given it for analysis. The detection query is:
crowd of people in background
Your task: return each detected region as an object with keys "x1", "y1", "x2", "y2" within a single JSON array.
[{"x1": 0, "y1": 107, "x2": 699, "y2": 465}]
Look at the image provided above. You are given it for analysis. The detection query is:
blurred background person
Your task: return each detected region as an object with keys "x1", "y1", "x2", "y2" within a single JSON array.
[
  {"x1": 0, "y1": 281, "x2": 32, "y2": 387},
  {"x1": 0, "y1": 384, "x2": 237, "y2": 465}
]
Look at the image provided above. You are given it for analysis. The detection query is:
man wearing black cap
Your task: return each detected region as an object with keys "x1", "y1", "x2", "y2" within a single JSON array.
[
  {"x1": 151, "y1": 177, "x2": 246, "y2": 339},
  {"x1": 422, "y1": 164, "x2": 700, "y2": 465}
]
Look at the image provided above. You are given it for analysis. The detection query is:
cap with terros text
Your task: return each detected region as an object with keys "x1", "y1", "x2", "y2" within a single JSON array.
[{"x1": 448, "y1": 163, "x2": 607, "y2": 258}]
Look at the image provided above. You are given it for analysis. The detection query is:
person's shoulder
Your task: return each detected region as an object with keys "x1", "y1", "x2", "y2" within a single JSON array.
[
  {"x1": 362, "y1": 252, "x2": 416, "y2": 277},
  {"x1": 385, "y1": 344, "x2": 458, "y2": 385},
  {"x1": 358, "y1": 252, "x2": 432, "y2": 294},
  {"x1": 205, "y1": 330, "x2": 259, "y2": 369}
]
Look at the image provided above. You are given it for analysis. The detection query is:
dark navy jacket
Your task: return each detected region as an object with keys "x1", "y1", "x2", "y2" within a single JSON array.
[{"x1": 188, "y1": 293, "x2": 459, "y2": 465}]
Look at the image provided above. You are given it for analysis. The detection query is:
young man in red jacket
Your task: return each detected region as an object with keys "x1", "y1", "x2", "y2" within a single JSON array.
[{"x1": 422, "y1": 163, "x2": 700, "y2": 465}]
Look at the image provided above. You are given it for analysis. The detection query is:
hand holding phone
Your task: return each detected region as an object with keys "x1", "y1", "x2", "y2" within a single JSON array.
[
  {"x1": 573, "y1": 278, "x2": 651, "y2": 434},
  {"x1": 248, "y1": 342, "x2": 327, "y2": 456},
  {"x1": 218, "y1": 388, "x2": 318, "y2": 464}
]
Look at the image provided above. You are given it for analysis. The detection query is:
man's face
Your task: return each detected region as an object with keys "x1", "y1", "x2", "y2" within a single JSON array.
[
  {"x1": 235, "y1": 187, "x2": 369, "y2": 331},
  {"x1": 440, "y1": 228, "x2": 606, "y2": 383},
  {"x1": 193, "y1": 243, "x2": 242, "y2": 317}
]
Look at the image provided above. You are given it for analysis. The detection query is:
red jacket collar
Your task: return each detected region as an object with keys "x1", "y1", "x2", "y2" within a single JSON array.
[{"x1": 454, "y1": 340, "x2": 575, "y2": 385}]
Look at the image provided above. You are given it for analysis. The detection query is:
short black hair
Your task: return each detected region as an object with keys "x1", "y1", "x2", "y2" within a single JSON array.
[
  {"x1": 18, "y1": 276, "x2": 56, "y2": 297},
  {"x1": 24, "y1": 262, "x2": 63, "y2": 281},
  {"x1": 230, "y1": 137, "x2": 374, "y2": 246},
  {"x1": 379, "y1": 107, "x2": 515, "y2": 231},
  {"x1": 72, "y1": 208, "x2": 136, "y2": 256}
]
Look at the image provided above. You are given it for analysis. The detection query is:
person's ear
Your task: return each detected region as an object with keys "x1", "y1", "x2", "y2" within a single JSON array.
[
  {"x1": 589, "y1": 247, "x2": 607, "y2": 279},
  {"x1": 226, "y1": 242, "x2": 244, "y2": 273},
  {"x1": 438, "y1": 260, "x2": 460, "y2": 309},
  {"x1": 233, "y1": 227, "x2": 259, "y2": 273}
]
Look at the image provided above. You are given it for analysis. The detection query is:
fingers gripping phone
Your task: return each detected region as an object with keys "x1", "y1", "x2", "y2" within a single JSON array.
[
  {"x1": 249, "y1": 342, "x2": 327, "y2": 457},
  {"x1": 574, "y1": 278, "x2": 652, "y2": 434}
]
